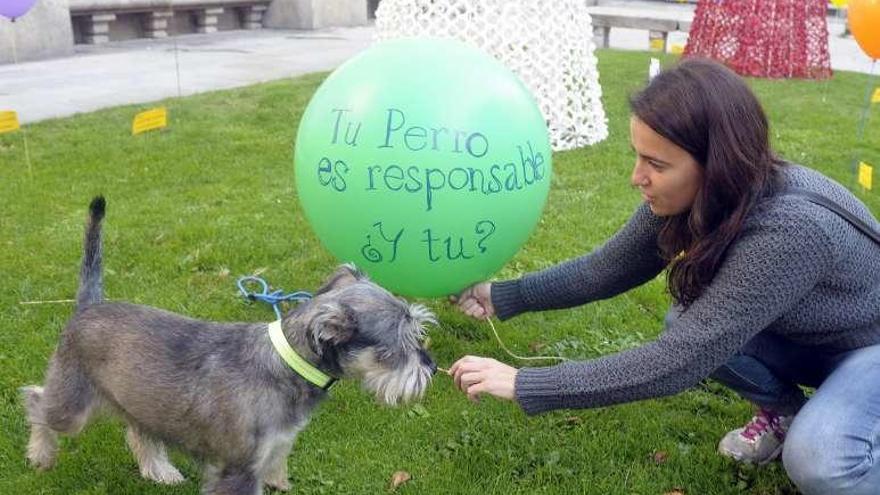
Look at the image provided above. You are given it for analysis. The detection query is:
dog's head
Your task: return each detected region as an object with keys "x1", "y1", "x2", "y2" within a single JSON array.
[{"x1": 287, "y1": 264, "x2": 436, "y2": 405}]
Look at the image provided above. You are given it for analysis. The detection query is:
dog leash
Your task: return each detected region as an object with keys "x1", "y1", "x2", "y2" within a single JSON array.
[{"x1": 236, "y1": 276, "x2": 313, "y2": 319}]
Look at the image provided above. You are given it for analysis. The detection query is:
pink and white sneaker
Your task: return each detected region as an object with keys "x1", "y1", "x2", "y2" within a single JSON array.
[{"x1": 718, "y1": 408, "x2": 793, "y2": 465}]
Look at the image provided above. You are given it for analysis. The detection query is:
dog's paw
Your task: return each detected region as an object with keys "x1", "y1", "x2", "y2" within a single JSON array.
[
  {"x1": 265, "y1": 476, "x2": 292, "y2": 492},
  {"x1": 26, "y1": 430, "x2": 57, "y2": 471},
  {"x1": 27, "y1": 450, "x2": 56, "y2": 471},
  {"x1": 142, "y1": 464, "x2": 186, "y2": 485}
]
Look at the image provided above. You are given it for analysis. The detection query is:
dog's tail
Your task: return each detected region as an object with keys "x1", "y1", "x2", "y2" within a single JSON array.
[{"x1": 76, "y1": 196, "x2": 105, "y2": 311}]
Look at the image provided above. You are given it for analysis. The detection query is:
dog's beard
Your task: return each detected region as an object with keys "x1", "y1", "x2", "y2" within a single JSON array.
[{"x1": 359, "y1": 354, "x2": 432, "y2": 406}]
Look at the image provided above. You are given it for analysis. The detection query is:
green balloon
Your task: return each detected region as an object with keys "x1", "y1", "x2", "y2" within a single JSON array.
[{"x1": 294, "y1": 38, "x2": 551, "y2": 297}]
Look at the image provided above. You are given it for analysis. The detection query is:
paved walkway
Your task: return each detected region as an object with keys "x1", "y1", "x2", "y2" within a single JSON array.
[
  {"x1": 0, "y1": 27, "x2": 375, "y2": 123},
  {"x1": 0, "y1": 1, "x2": 875, "y2": 124}
]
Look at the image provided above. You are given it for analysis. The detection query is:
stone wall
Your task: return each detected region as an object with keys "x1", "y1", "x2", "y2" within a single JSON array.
[
  {"x1": 1, "y1": 0, "x2": 370, "y2": 64},
  {"x1": 265, "y1": 0, "x2": 367, "y2": 30}
]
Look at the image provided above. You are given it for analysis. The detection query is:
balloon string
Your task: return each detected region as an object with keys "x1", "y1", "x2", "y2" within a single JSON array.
[
  {"x1": 9, "y1": 18, "x2": 18, "y2": 64},
  {"x1": 855, "y1": 59, "x2": 876, "y2": 143},
  {"x1": 437, "y1": 319, "x2": 567, "y2": 377},
  {"x1": 485, "y1": 317, "x2": 568, "y2": 363},
  {"x1": 171, "y1": 8, "x2": 182, "y2": 98},
  {"x1": 7, "y1": 20, "x2": 33, "y2": 176},
  {"x1": 22, "y1": 124, "x2": 32, "y2": 176},
  {"x1": 849, "y1": 59, "x2": 877, "y2": 189}
]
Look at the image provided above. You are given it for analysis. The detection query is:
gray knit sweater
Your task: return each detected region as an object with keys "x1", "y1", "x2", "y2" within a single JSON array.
[{"x1": 492, "y1": 165, "x2": 880, "y2": 415}]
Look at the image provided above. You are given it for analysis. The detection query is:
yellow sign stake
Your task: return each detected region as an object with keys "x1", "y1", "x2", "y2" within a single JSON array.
[
  {"x1": 858, "y1": 161, "x2": 873, "y2": 190},
  {"x1": 132, "y1": 107, "x2": 168, "y2": 135},
  {"x1": 872, "y1": 88, "x2": 880, "y2": 104},
  {"x1": 0, "y1": 110, "x2": 21, "y2": 134}
]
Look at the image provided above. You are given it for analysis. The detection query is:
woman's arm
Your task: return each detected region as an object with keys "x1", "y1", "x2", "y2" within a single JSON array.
[
  {"x1": 513, "y1": 205, "x2": 835, "y2": 414},
  {"x1": 492, "y1": 202, "x2": 667, "y2": 320}
]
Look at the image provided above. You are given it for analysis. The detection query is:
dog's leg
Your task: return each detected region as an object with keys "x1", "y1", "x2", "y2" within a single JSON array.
[
  {"x1": 260, "y1": 437, "x2": 294, "y2": 492},
  {"x1": 263, "y1": 458, "x2": 291, "y2": 492},
  {"x1": 22, "y1": 356, "x2": 99, "y2": 470},
  {"x1": 21, "y1": 386, "x2": 58, "y2": 470},
  {"x1": 41, "y1": 356, "x2": 100, "y2": 434},
  {"x1": 126, "y1": 425, "x2": 185, "y2": 484},
  {"x1": 201, "y1": 463, "x2": 220, "y2": 493},
  {"x1": 201, "y1": 463, "x2": 261, "y2": 495}
]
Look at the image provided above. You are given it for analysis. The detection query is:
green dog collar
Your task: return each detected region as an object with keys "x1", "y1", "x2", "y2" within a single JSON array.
[{"x1": 268, "y1": 320, "x2": 336, "y2": 390}]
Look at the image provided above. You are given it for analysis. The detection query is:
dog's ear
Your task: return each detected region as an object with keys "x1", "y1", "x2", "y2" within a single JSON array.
[
  {"x1": 309, "y1": 301, "x2": 357, "y2": 347},
  {"x1": 314, "y1": 263, "x2": 366, "y2": 295}
]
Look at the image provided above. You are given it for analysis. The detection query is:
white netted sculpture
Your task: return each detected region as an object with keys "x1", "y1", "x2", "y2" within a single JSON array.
[{"x1": 375, "y1": 0, "x2": 608, "y2": 151}]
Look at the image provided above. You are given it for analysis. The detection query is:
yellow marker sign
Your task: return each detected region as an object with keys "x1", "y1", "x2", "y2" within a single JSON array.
[
  {"x1": 670, "y1": 44, "x2": 685, "y2": 55},
  {"x1": 0, "y1": 111, "x2": 21, "y2": 134},
  {"x1": 872, "y1": 87, "x2": 880, "y2": 104},
  {"x1": 649, "y1": 38, "x2": 665, "y2": 52},
  {"x1": 132, "y1": 107, "x2": 168, "y2": 135},
  {"x1": 858, "y1": 162, "x2": 873, "y2": 190}
]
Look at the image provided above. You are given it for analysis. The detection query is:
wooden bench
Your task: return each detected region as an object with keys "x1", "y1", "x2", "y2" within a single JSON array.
[
  {"x1": 587, "y1": 6, "x2": 693, "y2": 53},
  {"x1": 69, "y1": 0, "x2": 270, "y2": 43}
]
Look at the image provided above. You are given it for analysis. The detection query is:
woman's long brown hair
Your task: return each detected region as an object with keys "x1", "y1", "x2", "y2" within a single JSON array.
[{"x1": 630, "y1": 58, "x2": 784, "y2": 307}]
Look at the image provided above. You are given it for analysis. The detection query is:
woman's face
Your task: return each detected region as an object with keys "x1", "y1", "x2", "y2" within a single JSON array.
[{"x1": 630, "y1": 117, "x2": 704, "y2": 217}]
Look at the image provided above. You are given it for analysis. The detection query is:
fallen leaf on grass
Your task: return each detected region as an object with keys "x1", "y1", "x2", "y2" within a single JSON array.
[
  {"x1": 406, "y1": 403, "x2": 430, "y2": 418},
  {"x1": 652, "y1": 450, "x2": 668, "y2": 464},
  {"x1": 389, "y1": 470, "x2": 411, "y2": 491}
]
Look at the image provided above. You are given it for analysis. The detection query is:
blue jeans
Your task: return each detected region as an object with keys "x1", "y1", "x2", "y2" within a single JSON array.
[{"x1": 708, "y1": 329, "x2": 880, "y2": 495}]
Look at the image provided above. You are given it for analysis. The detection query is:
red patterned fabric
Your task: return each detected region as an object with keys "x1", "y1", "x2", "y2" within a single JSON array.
[{"x1": 684, "y1": 0, "x2": 832, "y2": 79}]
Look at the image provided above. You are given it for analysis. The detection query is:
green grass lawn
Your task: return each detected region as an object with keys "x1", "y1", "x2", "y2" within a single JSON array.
[{"x1": 1, "y1": 49, "x2": 878, "y2": 495}]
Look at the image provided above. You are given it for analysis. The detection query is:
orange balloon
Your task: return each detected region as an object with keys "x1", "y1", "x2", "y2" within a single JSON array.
[{"x1": 849, "y1": 0, "x2": 880, "y2": 59}]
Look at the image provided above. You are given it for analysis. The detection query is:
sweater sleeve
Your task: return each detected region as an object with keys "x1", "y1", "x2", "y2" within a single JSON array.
[
  {"x1": 514, "y1": 206, "x2": 836, "y2": 415},
  {"x1": 491, "y1": 203, "x2": 667, "y2": 321}
]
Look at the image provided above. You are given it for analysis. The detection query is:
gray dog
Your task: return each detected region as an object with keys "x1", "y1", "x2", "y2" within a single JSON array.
[{"x1": 22, "y1": 197, "x2": 437, "y2": 494}]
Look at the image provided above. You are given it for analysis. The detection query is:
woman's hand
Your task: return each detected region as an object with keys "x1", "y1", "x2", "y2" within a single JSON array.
[
  {"x1": 448, "y1": 355, "x2": 517, "y2": 402},
  {"x1": 451, "y1": 282, "x2": 494, "y2": 320}
]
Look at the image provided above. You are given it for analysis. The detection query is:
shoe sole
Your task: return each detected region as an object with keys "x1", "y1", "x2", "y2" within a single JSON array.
[{"x1": 718, "y1": 442, "x2": 784, "y2": 465}]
